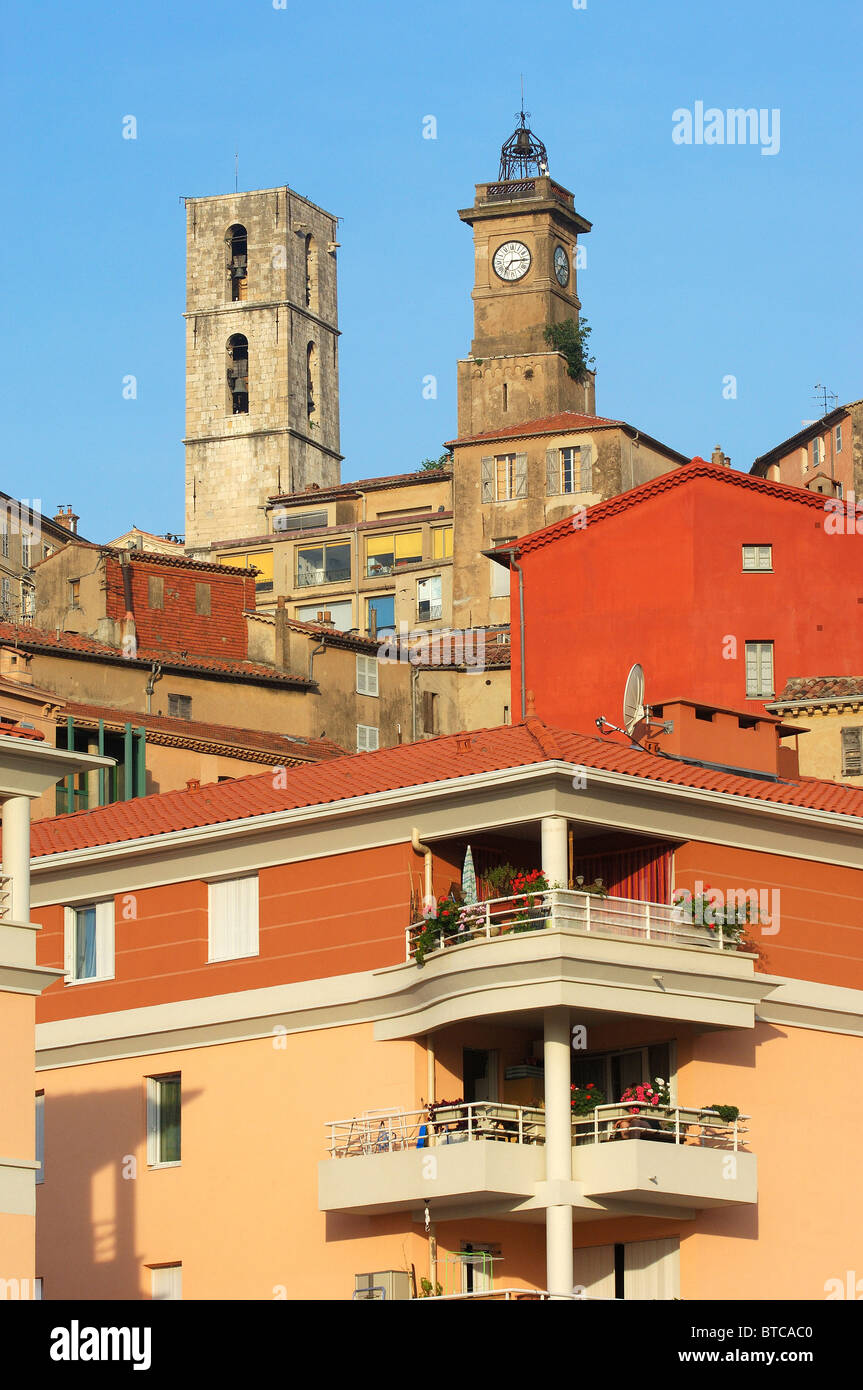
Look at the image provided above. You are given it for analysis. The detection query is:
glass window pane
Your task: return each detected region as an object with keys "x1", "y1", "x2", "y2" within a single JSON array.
[
  {"x1": 75, "y1": 907, "x2": 97, "y2": 979},
  {"x1": 323, "y1": 543, "x2": 351, "y2": 583},
  {"x1": 159, "y1": 1078, "x2": 181, "y2": 1164}
]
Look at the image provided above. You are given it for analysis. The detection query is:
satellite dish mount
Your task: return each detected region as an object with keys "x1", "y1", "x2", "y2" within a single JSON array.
[{"x1": 595, "y1": 663, "x2": 673, "y2": 746}]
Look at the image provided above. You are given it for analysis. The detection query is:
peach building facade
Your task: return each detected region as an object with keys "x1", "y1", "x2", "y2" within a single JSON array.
[{"x1": 27, "y1": 719, "x2": 863, "y2": 1300}]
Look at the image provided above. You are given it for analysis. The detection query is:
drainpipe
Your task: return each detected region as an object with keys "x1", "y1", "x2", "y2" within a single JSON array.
[
  {"x1": 411, "y1": 826, "x2": 433, "y2": 908},
  {"x1": 504, "y1": 548, "x2": 526, "y2": 720},
  {"x1": 145, "y1": 661, "x2": 162, "y2": 714},
  {"x1": 355, "y1": 490, "x2": 367, "y2": 633},
  {"x1": 308, "y1": 633, "x2": 326, "y2": 681},
  {"x1": 411, "y1": 664, "x2": 420, "y2": 742}
]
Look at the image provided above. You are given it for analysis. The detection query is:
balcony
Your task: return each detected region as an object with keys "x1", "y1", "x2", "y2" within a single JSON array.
[
  {"x1": 318, "y1": 1102, "x2": 756, "y2": 1222},
  {"x1": 371, "y1": 890, "x2": 772, "y2": 1041}
]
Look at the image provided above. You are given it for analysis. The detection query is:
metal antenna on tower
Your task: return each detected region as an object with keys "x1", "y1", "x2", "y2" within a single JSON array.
[
  {"x1": 235, "y1": 148, "x2": 239, "y2": 193},
  {"x1": 813, "y1": 383, "x2": 838, "y2": 416}
]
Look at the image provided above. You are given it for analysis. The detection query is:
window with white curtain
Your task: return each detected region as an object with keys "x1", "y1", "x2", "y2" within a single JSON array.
[
  {"x1": 208, "y1": 876, "x2": 259, "y2": 962},
  {"x1": 623, "y1": 1238, "x2": 680, "y2": 1299},
  {"x1": 64, "y1": 902, "x2": 115, "y2": 983},
  {"x1": 150, "y1": 1264, "x2": 182, "y2": 1300},
  {"x1": 572, "y1": 1244, "x2": 616, "y2": 1300}
]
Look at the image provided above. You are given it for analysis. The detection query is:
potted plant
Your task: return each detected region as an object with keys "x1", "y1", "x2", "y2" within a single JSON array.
[
  {"x1": 570, "y1": 1082, "x2": 605, "y2": 1145},
  {"x1": 510, "y1": 869, "x2": 551, "y2": 931}
]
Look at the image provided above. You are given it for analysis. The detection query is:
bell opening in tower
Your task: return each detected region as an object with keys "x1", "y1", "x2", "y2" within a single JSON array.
[{"x1": 226, "y1": 224, "x2": 248, "y2": 302}]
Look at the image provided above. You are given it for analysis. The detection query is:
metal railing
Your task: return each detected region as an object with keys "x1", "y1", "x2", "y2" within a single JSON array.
[
  {"x1": 326, "y1": 1102, "x2": 546, "y2": 1158},
  {"x1": 572, "y1": 1103, "x2": 749, "y2": 1151},
  {"x1": 421, "y1": 1288, "x2": 618, "y2": 1301},
  {"x1": 406, "y1": 888, "x2": 744, "y2": 962}
]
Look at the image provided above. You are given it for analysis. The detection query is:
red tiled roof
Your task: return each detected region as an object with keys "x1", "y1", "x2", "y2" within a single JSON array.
[
  {"x1": 0, "y1": 623, "x2": 313, "y2": 687},
  {"x1": 771, "y1": 678, "x2": 863, "y2": 704},
  {"x1": 0, "y1": 720, "x2": 46, "y2": 742},
  {"x1": 28, "y1": 715, "x2": 863, "y2": 859},
  {"x1": 501, "y1": 460, "x2": 835, "y2": 558},
  {"x1": 56, "y1": 702, "x2": 345, "y2": 761},
  {"x1": 445, "y1": 411, "x2": 626, "y2": 448}
]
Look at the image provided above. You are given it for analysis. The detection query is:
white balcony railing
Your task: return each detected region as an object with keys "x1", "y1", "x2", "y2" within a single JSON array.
[
  {"x1": 0, "y1": 874, "x2": 10, "y2": 919},
  {"x1": 406, "y1": 888, "x2": 744, "y2": 963},
  {"x1": 326, "y1": 1103, "x2": 748, "y2": 1159},
  {"x1": 326, "y1": 1102, "x2": 546, "y2": 1158}
]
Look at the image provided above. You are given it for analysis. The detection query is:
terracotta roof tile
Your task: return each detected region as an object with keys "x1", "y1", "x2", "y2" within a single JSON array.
[
  {"x1": 56, "y1": 702, "x2": 345, "y2": 760},
  {"x1": 27, "y1": 717, "x2": 863, "y2": 859},
  {"x1": 445, "y1": 411, "x2": 626, "y2": 448},
  {"x1": 504, "y1": 460, "x2": 833, "y2": 558},
  {"x1": 772, "y1": 677, "x2": 863, "y2": 704}
]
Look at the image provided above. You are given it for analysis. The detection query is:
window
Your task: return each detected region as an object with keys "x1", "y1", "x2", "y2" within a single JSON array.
[
  {"x1": 297, "y1": 540, "x2": 350, "y2": 587},
  {"x1": 836, "y1": 424, "x2": 843, "y2": 452},
  {"x1": 481, "y1": 452, "x2": 528, "y2": 502},
  {"x1": 151, "y1": 1264, "x2": 182, "y2": 1301},
  {"x1": 366, "y1": 531, "x2": 422, "y2": 578},
  {"x1": 220, "y1": 549, "x2": 274, "y2": 594},
  {"x1": 306, "y1": 341, "x2": 319, "y2": 425},
  {"x1": 836, "y1": 481, "x2": 844, "y2": 499},
  {"x1": 22, "y1": 584, "x2": 35, "y2": 618},
  {"x1": 417, "y1": 575, "x2": 442, "y2": 622},
  {"x1": 841, "y1": 727, "x2": 863, "y2": 777},
  {"x1": 227, "y1": 334, "x2": 249, "y2": 414},
  {"x1": 148, "y1": 576, "x2": 164, "y2": 610},
  {"x1": 490, "y1": 539, "x2": 515, "y2": 598},
  {"x1": 573, "y1": 1042, "x2": 672, "y2": 1102},
  {"x1": 421, "y1": 689, "x2": 437, "y2": 735},
  {"x1": 195, "y1": 582, "x2": 211, "y2": 615},
  {"x1": 226, "y1": 224, "x2": 247, "y2": 302},
  {"x1": 367, "y1": 594, "x2": 395, "y2": 635},
  {"x1": 1, "y1": 528, "x2": 7, "y2": 557},
  {"x1": 272, "y1": 509, "x2": 328, "y2": 534},
  {"x1": 208, "y1": 876, "x2": 259, "y2": 962},
  {"x1": 356, "y1": 654, "x2": 379, "y2": 696},
  {"x1": 742, "y1": 544, "x2": 772, "y2": 571},
  {"x1": 460, "y1": 1244, "x2": 498, "y2": 1294},
  {"x1": 811, "y1": 437, "x2": 822, "y2": 469},
  {"x1": 64, "y1": 902, "x2": 115, "y2": 983},
  {"x1": 304, "y1": 234, "x2": 319, "y2": 314},
  {"x1": 357, "y1": 724, "x2": 379, "y2": 752},
  {"x1": 432, "y1": 526, "x2": 453, "y2": 560},
  {"x1": 167, "y1": 693, "x2": 192, "y2": 720},
  {"x1": 547, "y1": 445, "x2": 592, "y2": 495},
  {"x1": 744, "y1": 641, "x2": 774, "y2": 698},
  {"x1": 147, "y1": 1074, "x2": 181, "y2": 1166},
  {"x1": 297, "y1": 599, "x2": 352, "y2": 631},
  {"x1": 1, "y1": 577, "x2": 11, "y2": 615},
  {"x1": 21, "y1": 534, "x2": 31, "y2": 568},
  {"x1": 35, "y1": 1092, "x2": 44, "y2": 1185}
]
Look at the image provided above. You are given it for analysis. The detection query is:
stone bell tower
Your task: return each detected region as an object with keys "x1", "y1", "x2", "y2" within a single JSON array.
[
  {"x1": 457, "y1": 114, "x2": 595, "y2": 437},
  {"x1": 184, "y1": 185, "x2": 342, "y2": 551}
]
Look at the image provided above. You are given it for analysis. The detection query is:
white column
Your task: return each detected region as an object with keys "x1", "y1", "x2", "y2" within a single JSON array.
[
  {"x1": 541, "y1": 816, "x2": 568, "y2": 888},
  {"x1": 1, "y1": 794, "x2": 32, "y2": 923},
  {"x1": 544, "y1": 1006, "x2": 573, "y2": 1298}
]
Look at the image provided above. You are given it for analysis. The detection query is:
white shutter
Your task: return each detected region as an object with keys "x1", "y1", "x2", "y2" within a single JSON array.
[
  {"x1": 208, "y1": 877, "x2": 259, "y2": 962},
  {"x1": 572, "y1": 1243, "x2": 616, "y2": 1299},
  {"x1": 761, "y1": 642, "x2": 774, "y2": 695},
  {"x1": 624, "y1": 1237, "x2": 679, "y2": 1300},
  {"x1": 546, "y1": 447, "x2": 560, "y2": 496},
  {"x1": 95, "y1": 900, "x2": 115, "y2": 981},
  {"x1": 146, "y1": 1078, "x2": 158, "y2": 1166},
  {"x1": 513, "y1": 452, "x2": 528, "y2": 498},
  {"x1": 356, "y1": 654, "x2": 378, "y2": 696},
  {"x1": 357, "y1": 724, "x2": 379, "y2": 752},
  {"x1": 580, "y1": 444, "x2": 593, "y2": 492},
  {"x1": 481, "y1": 456, "x2": 494, "y2": 503},
  {"x1": 63, "y1": 908, "x2": 74, "y2": 980},
  {"x1": 35, "y1": 1093, "x2": 44, "y2": 1184}
]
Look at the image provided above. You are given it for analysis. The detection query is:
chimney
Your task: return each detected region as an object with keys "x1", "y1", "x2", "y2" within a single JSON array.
[
  {"x1": 53, "y1": 504, "x2": 79, "y2": 535},
  {"x1": 185, "y1": 778, "x2": 201, "y2": 792},
  {"x1": 455, "y1": 733, "x2": 472, "y2": 753},
  {"x1": 711, "y1": 446, "x2": 731, "y2": 468},
  {"x1": 274, "y1": 595, "x2": 287, "y2": 669}
]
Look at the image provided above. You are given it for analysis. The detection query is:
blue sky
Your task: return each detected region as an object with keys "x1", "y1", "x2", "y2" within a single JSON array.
[{"x1": 3, "y1": 0, "x2": 861, "y2": 541}]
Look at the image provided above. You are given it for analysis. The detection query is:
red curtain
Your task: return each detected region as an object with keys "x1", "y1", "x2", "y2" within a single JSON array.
[{"x1": 571, "y1": 844, "x2": 671, "y2": 904}]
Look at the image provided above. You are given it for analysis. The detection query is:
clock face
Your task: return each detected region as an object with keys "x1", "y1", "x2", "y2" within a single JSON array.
[
  {"x1": 554, "y1": 245, "x2": 570, "y2": 287},
  {"x1": 493, "y1": 240, "x2": 531, "y2": 282}
]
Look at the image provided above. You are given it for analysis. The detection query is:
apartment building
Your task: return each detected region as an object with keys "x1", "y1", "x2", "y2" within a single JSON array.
[
  {"x1": 0, "y1": 499, "x2": 87, "y2": 628},
  {"x1": 768, "y1": 678, "x2": 863, "y2": 787},
  {"x1": 750, "y1": 397, "x2": 863, "y2": 497},
  {"x1": 28, "y1": 714, "x2": 863, "y2": 1300}
]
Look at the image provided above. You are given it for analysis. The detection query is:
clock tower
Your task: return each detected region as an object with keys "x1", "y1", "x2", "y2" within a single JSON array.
[{"x1": 457, "y1": 114, "x2": 596, "y2": 436}]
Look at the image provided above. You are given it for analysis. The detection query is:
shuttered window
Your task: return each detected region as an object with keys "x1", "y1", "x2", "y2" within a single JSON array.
[
  {"x1": 742, "y1": 545, "x2": 772, "y2": 571},
  {"x1": 483, "y1": 453, "x2": 528, "y2": 501},
  {"x1": 421, "y1": 690, "x2": 437, "y2": 735},
  {"x1": 356, "y1": 654, "x2": 379, "y2": 696},
  {"x1": 744, "y1": 641, "x2": 774, "y2": 698},
  {"x1": 357, "y1": 724, "x2": 379, "y2": 752},
  {"x1": 547, "y1": 445, "x2": 592, "y2": 495},
  {"x1": 207, "y1": 876, "x2": 259, "y2": 962},
  {"x1": 151, "y1": 1264, "x2": 182, "y2": 1300},
  {"x1": 148, "y1": 576, "x2": 164, "y2": 609},
  {"x1": 64, "y1": 902, "x2": 115, "y2": 983},
  {"x1": 841, "y1": 727, "x2": 863, "y2": 777}
]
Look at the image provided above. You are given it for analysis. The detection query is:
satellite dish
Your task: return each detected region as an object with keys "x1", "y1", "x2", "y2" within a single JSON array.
[{"x1": 623, "y1": 663, "x2": 645, "y2": 737}]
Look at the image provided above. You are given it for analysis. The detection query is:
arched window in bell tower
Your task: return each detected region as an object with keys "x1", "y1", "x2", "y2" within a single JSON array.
[
  {"x1": 304, "y1": 234, "x2": 319, "y2": 314},
  {"x1": 306, "y1": 341, "x2": 319, "y2": 426},
  {"x1": 226, "y1": 224, "x2": 248, "y2": 302},
  {"x1": 226, "y1": 334, "x2": 249, "y2": 414}
]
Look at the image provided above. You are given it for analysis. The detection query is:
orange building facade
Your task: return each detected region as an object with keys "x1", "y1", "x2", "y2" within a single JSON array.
[{"x1": 28, "y1": 719, "x2": 863, "y2": 1300}]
